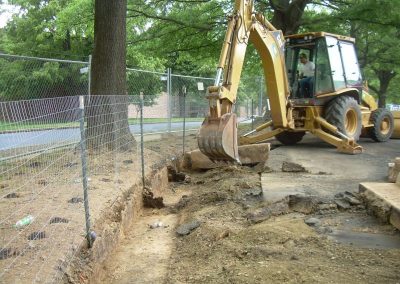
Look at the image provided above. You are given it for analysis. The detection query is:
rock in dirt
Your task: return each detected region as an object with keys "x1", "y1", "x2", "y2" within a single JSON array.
[
  {"x1": 37, "y1": 179, "x2": 48, "y2": 186},
  {"x1": 176, "y1": 220, "x2": 201, "y2": 236},
  {"x1": 68, "y1": 197, "x2": 83, "y2": 203},
  {"x1": 49, "y1": 217, "x2": 69, "y2": 224},
  {"x1": 344, "y1": 195, "x2": 362, "y2": 206},
  {"x1": 236, "y1": 188, "x2": 263, "y2": 201},
  {"x1": 216, "y1": 229, "x2": 230, "y2": 241},
  {"x1": 251, "y1": 161, "x2": 269, "y2": 173},
  {"x1": 184, "y1": 143, "x2": 270, "y2": 170},
  {"x1": 281, "y1": 161, "x2": 307, "y2": 173},
  {"x1": 0, "y1": 248, "x2": 18, "y2": 260},
  {"x1": 288, "y1": 195, "x2": 319, "y2": 214},
  {"x1": 246, "y1": 201, "x2": 289, "y2": 224},
  {"x1": 143, "y1": 188, "x2": 164, "y2": 209},
  {"x1": 318, "y1": 203, "x2": 337, "y2": 211},
  {"x1": 28, "y1": 231, "x2": 46, "y2": 240},
  {"x1": 334, "y1": 191, "x2": 362, "y2": 209},
  {"x1": 167, "y1": 165, "x2": 188, "y2": 182},
  {"x1": 388, "y1": 158, "x2": 400, "y2": 183},
  {"x1": 90, "y1": 231, "x2": 97, "y2": 241},
  {"x1": 335, "y1": 199, "x2": 351, "y2": 210},
  {"x1": 123, "y1": 159, "x2": 133, "y2": 165},
  {"x1": 149, "y1": 221, "x2": 165, "y2": 229},
  {"x1": 315, "y1": 226, "x2": 333, "y2": 234},
  {"x1": 175, "y1": 195, "x2": 190, "y2": 210},
  {"x1": 4, "y1": 192, "x2": 19, "y2": 199},
  {"x1": 245, "y1": 188, "x2": 263, "y2": 197},
  {"x1": 305, "y1": 218, "x2": 321, "y2": 226}
]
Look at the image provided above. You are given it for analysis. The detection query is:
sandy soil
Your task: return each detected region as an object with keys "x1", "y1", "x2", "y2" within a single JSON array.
[
  {"x1": 0, "y1": 139, "x2": 175, "y2": 283},
  {"x1": 98, "y1": 134, "x2": 400, "y2": 284},
  {"x1": 2, "y1": 124, "x2": 400, "y2": 283}
]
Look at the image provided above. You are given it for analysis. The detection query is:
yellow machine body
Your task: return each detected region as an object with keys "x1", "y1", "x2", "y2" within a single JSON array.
[
  {"x1": 392, "y1": 111, "x2": 400, "y2": 139},
  {"x1": 198, "y1": 0, "x2": 397, "y2": 163}
]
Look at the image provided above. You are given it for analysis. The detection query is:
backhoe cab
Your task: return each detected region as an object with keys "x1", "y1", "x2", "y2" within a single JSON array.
[{"x1": 197, "y1": 0, "x2": 395, "y2": 163}]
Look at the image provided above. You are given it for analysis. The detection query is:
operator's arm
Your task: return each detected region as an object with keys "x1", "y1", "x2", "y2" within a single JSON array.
[
  {"x1": 298, "y1": 64, "x2": 304, "y2": 78},
  {"x1": 310, "y1": 61, "x2": 316, "y2": 75}
]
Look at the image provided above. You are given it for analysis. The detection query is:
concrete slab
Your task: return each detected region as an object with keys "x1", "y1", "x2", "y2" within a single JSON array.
[
  {"x1": 184, "y1": 143, "x2": 270, "y2": 170},
  {"x1": 359, "y1": 182, "x2": 400, "y2": 230},
  {"x1": 261, "y1": 173, "x2": 308, "y2": 203},
  {"x1": 388, "y1": 157, "x2": 400, "y2": 183}
]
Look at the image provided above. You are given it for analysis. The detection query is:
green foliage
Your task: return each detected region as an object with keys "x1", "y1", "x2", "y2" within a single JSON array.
[
  {"x1": 0, "y1": 57, "x2": 87, "y2": 101},
  {"x1": 126, "y1": 69, "x2": 165, "y2": 106},
  {"x1": 1, "y1": 0, "x2": 93, "y2": 59},
  {"x1": 0, "y1": 0, "x2": 399, "y2": 105},
  {"x1": 338, "y1": 0, "x2": 399, "y2": 105}
]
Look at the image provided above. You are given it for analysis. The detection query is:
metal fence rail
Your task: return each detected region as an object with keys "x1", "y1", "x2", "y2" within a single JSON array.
[{"x1": 0, "y1": 53, "x2": 267, "y2": 282}]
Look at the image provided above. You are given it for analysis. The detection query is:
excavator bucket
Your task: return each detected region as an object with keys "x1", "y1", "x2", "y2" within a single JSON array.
[{"x1": 197, "y1": 113, "x2": 240, "y2": 163}]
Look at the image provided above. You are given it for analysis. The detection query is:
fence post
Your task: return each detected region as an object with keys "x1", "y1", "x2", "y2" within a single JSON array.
[
  {"x1": 182, "y1": 86, "x2": 187, "y2": 154},
  {"x1": 167, "y1": 68, "x2": 172, "y2": 133},
  {"x1": 88, "y1": 55, "x2": 92, "y2": 104},
  {"x1": 259, "y1": 76, "x2": 263, "y2": 116},
  {"x1": 140, "y1": 92, "x2": 145, "y2": 188},
  {"x1": 78, "y1": 95, "x2": 92, "y2": 248},
  {"x1": 251, "y1": 99, "x2": 254, "y2": 130}
]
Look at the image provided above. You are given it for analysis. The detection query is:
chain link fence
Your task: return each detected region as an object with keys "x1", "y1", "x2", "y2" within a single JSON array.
[{"x1": 0, "y1": 53, "x2": 267, "y2": 282}]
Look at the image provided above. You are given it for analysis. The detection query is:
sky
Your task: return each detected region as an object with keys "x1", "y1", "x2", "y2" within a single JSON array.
[{"x1": 0, "y1": 3, "x2": 18, "y2": 28}]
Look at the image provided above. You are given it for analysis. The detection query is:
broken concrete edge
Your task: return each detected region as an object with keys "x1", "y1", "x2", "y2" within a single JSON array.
[
  {"x1": 387, "y1": 157, "x2": 400, "y2": 183},
  {"x1": 359, "y1": 182, "x2": 400, "y2": 231},
  {"x1": 183, "y1": 143, "x2": 270, "y2": 170},
  {"x1": 61, "y1": 164, "x2": 170, "y2": 283}
]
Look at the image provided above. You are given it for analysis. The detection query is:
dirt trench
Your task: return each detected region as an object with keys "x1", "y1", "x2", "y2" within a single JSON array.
[{"x1": 89, "y1": 136, "x2": 400, "y2": 284}]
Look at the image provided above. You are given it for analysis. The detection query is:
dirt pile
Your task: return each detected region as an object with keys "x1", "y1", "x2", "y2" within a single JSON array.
[{"x1": 164, "y1": 165, "x2": 400, "y2": 284}]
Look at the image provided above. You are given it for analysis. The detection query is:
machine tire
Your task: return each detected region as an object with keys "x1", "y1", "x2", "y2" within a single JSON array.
[
  {"x1": 275, "y1": 131, "x2": 306, "y2": 145},
  {"x1": 325, "y1": 96, "x2": 362, "y2": 141},
  {"x1": 368, "y1": 108, "x2": 394, "y2": 142}
]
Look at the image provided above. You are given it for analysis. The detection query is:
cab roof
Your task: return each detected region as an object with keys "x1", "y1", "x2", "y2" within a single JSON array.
[{"x1": 285, "y1": 32, "x2": 355, "y2": 43}]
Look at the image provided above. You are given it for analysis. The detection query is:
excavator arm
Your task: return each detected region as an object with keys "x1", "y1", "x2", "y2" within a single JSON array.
[{"x1": 198, "y1": 0, "x2": 292, "y2": 162}]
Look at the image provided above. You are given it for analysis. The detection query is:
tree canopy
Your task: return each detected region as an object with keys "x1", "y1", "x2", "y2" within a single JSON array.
[{"x1": 0, "y1": 0, "x2": 399, "y2": 104}]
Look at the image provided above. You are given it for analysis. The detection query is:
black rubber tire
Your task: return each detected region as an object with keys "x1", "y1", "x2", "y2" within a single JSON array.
[
  {"x1": 325, "y1": 96, "x2": 362, "y2": 141},
  {"x1": 368, "y1": 108, "x2": 394, "y2": 142},
  {"x1": 275, "y1": 131, "x2": 306, "y2": 145}
]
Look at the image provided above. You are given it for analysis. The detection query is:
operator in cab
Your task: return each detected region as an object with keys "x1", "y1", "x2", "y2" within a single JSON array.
[{"x1": 298, "y1": 53, "x2": 315, "y2": 98}]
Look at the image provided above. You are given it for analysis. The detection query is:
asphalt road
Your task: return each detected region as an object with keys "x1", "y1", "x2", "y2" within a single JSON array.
[
  {"x1": 265, "y1": 134, "x2": 400, "y2": 197},
  {"x1": 0, "y1": 121, "x2": 202, "y2": 151}
]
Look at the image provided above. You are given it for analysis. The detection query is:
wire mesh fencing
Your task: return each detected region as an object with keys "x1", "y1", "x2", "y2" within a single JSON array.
[
  {"x1": 0, "y1": 53, "x2": 89, "y2": 102},
  {"x1": 0, "y1": 53, "x2": 269, "y2": 282},
  {"x1": 0, "y1": 96, "x2": 87, "y2": 283}
]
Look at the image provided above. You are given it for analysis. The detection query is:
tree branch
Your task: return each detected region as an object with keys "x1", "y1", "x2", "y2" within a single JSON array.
[{"x1": 127, "y1": 7, "x2": 213, "y2": 32}]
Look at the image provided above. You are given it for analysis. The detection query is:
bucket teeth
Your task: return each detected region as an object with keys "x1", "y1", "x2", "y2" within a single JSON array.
[{"x1": 197, "y1": 113, "x2": 240, "y2": 162}]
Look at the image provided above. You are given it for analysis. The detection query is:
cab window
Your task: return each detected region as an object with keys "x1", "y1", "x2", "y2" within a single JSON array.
[
  {"x1": 326, "y1": 36, "x2": 346, "y2": 90},
  {"x1": 339, "y1": 41, "x2": 362, "y2": 87},
  {"x1": 315, "y1": 38, "x2": 334, "y2": 95}
]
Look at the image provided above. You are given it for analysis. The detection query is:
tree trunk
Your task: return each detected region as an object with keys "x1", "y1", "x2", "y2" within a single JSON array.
[
  {"x1": 87, "y1": 0, "x2": 135, "y2": 151},
  {"x1": 270, "y1": 0, "x2": 310, "y2": 35},
  {"x1": 369, "y1": 69, "x2": 396, "y2": 108},
  {"x1": 63, "y1": 30, "x2": 71, "y2": 51}
]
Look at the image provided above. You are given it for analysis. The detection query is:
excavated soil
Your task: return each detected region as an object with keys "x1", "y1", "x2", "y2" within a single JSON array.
[
  {"x1": 95, "y1": 133, "x2": 400, "y2": 284},
  {"x1": 2, "y1": 123, "x2": 400, "y2": 283},
  {"x1": 163, "y1": 167, "x2": 400, "y2": 284}
]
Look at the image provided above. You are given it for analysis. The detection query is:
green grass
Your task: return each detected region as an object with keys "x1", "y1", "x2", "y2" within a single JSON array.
[
  {"x1": 128, "y1": 117, "x2": 203, "y2": 124},
  {"x1": 0, "y1": 117, "x2": 204, "y2": 132},
  {"x1": 0, "y1": 121, "x2": 79, "y2": 132}
]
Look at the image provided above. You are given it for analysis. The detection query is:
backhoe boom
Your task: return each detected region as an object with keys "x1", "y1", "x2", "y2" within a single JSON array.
[{"x1": 198, "y1": 0, "x2": 291, "y2": 162}]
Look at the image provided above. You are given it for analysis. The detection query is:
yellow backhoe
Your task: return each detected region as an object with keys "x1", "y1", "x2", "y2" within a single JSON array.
[{"x1": 198, "y1": 0, "x2": 397, "y2": 163}]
